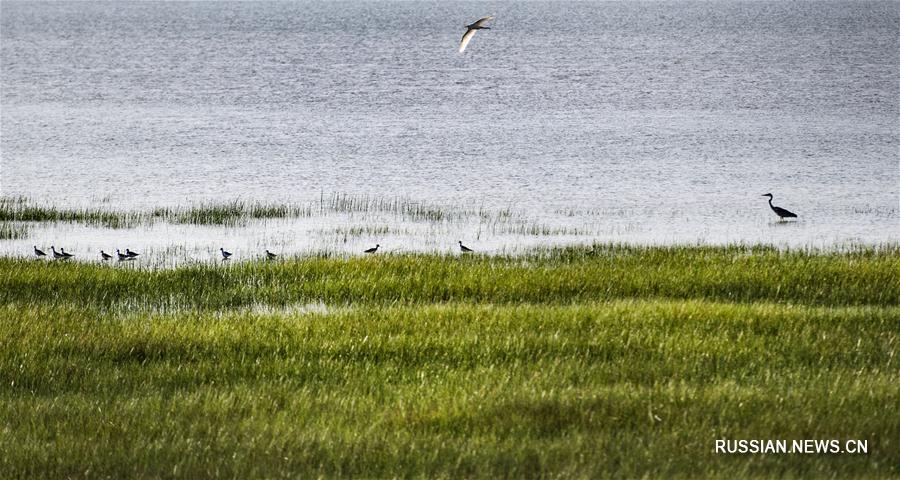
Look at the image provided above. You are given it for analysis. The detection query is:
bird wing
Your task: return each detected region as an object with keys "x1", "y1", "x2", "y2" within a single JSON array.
[
  {"x1": 470, "y1": 15, "x2": 493, "y2": 28},
  {"x1": 459, "y1": 28, "x2": 477, "y2": 53}
]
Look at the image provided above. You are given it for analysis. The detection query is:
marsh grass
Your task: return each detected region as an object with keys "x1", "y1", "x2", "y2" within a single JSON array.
[
  {"x1": 327, "y1": 225, "x2": 395, "y2": 237},
  {"x1": 2, "y1": 244, "x2": 897, "y2": 310},
  {"x1": 0, "y1": 222, "x2": 28, "y2": 240},
  {"x1": 0, "y1": 198, "x2": 144, "y2": 229},
  {"x1": 1, "y1": 194, "x2": 500, "y2": 228},
  {"x1": 1, "y1": 244, "x2": 897, "y2": 478},
  {"x1": 0, "y1": 301, "x2": 896, "y2": 478}
]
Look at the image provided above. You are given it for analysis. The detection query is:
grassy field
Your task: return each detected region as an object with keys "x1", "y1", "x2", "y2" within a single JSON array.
[{"x1": 1, "y1": 245, "x2": 897, "y2": 478}]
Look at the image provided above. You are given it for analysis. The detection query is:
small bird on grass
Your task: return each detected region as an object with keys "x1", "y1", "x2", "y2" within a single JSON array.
[
  {"x1": 116, "y1": 249, "x2": 131, "y2": 261},
  {"x1": 265, "y1": 250, "x2": 277, "y2": 260},
  {"x1": 57, "y1": 247, "x2": 74, "y2": 259},
  {"x1": 126, "y1": 248, "x2": 140, "y2": 258},
  {"x1": 364, "y1": 244, "x2": 380, "y2": 254},
  {"x1": 220, "y1": 248, "x2": 233, "y2": 260},
  {"x1": 459, "y1": 240, "x2": 474, "y2": 253},
  {"x1": 100, "y1": 250, "x2": 112, "y2": 261},
  {"x1": 34, "y1": 246, "x2": 47, "y2": 258}
]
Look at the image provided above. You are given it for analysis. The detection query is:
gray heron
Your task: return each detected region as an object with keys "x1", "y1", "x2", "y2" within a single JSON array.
[{"x1": 762, "y1": 193, "x2": 798, "y2": 220}]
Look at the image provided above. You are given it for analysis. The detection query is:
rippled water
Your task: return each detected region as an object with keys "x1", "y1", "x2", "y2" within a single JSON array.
[{"x1": 1, "y1": 1, "x2": 898, "y2": 258}]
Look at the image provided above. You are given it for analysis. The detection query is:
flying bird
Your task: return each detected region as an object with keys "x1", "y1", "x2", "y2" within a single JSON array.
[
  {"x1": 220, "y1": 248, "x2": 232, "y2": 260},
  {"x1": 458, "y1": 241, "x2": 474, "y2": 253},
  {"x1": 459, "y1": 15, "x2": 493, "y2": 53},
  {"x1": 364, "y1": 244, "x2": 380, "y2": 254},
  {"x1": 762, "y1": 193, "x2": 798, "y2": 220},
  {"x1": 34, "y1": 246, "x2": 47, "y2": 258}
]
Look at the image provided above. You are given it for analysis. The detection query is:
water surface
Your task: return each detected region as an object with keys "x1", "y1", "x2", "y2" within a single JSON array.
[{"x1": 2, "y1": 1, "x2": 898, "y2": 259}]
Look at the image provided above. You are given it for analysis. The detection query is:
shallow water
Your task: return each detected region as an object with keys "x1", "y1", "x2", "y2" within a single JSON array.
[{"x1": 1, "y1": 1, "x2": 898, "y2": 258}]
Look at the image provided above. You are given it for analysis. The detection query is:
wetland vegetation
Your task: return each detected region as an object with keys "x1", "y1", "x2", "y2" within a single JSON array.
[{"x1": 0, "y1": 244, "x2": 897, "y2": 478}]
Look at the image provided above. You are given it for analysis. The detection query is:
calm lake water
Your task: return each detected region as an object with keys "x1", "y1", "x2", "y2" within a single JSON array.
[{"x1": 1, "y1": 1, "x2": 898, "y2": 259}]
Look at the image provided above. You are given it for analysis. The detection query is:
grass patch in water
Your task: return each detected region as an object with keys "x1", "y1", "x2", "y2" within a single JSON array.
[
  {"x1": 1, "y1": 194, "x2": 481, "y2": 227},
  {"x1": 0, "y1": 222, "x2": 29, "y2": 240}
]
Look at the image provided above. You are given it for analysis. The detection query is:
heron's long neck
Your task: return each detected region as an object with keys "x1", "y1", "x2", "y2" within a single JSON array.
[{"x1": 768, "y1": 197, "x2": 773, "y2": 206}]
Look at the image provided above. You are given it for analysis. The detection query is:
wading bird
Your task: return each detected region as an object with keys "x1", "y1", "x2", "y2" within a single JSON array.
[
  {"x1": 265, "y1": 250, "x2": 277, "y2": 260},
  {"x1": 220, "y1": 248, "x2": 232, "y2": 260},
  {"x1": 459, "y1": 240, "x2": 474, "y2": 253},
  {"x1": 459, "y1": 15, "x2": 493, "y2": 53},
  {"x1": 100, "y1": 250, "x2": 112, "y2": 261},
  {"x1": 126, "y1": 248, "x2": 140, "y2": 258},
  {"x1": 364, "y1": 244, "x2": 380, "y2": 254},
  {"x1": 34, "y1": 246, "x2": 47, "y2": 258},
  {"x1": 116, "y1": 249, "x2": 131, "y2": 261},
  {"x1": 59, "y1": 247, "x2": 74, "y2": 259},
  {"x1": 762, "y1": 193, "x2": 798, "y2": 220}
]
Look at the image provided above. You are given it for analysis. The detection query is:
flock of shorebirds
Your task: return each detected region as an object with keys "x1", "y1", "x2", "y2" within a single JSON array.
[
  {"x1": 23, "y1": 15, "x2": 497, "y2": 263},
  {"x1": 28, "y1": 194, "x2": 796, "y2": 262},
  {"x1": 31, "y1": 241, "x2": 476, "y2": 261},
  {"x1": 32, "y1": 246, "x2": 145, "y2": 261}
]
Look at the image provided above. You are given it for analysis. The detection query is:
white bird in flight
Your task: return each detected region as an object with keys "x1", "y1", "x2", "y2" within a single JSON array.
[{"x1": 459, "y1": 15, "x2": 493, "y2": 53}]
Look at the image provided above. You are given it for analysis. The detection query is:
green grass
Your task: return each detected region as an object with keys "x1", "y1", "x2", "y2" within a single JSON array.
[
  {"x1": 0, "y1": 222, "x2": 28, "y2": 239},
  {"x1": 0, "y1": 196, "x2": 142, "y2": 229},
  {"x1": 1, "y1": 244, "x2": 897, "y2": 478},
  {"x1": 0, "y1": 194, "x2": 469, "y2": 228},
  {"x1": 3, "y1": 244, "x2": 897, "y2": 310}
]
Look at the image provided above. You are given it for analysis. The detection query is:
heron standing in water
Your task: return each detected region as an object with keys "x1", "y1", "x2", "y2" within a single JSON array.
[{"x1": 762, "y1": 193, "x2": 798, "y2": 220}]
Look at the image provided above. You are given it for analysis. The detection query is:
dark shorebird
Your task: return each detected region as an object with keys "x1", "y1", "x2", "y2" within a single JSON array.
[
  {"x1": 34, "y1": 246, "x2": 47, "y2": 258},
  {"x1": 220, "y1": 248, "x2": 233, "y2": 260},
  {"x1": 116, "y1": 249, "x2": 131, "y2": 261},
  {"x1": 126, "y1": 248, "x2": 140, "y2": 258},
  {"x1": 459, "y1": 15, "x2": 493, "y2": 53},
  {"x1": 458, "y1": 240, "x2": 474, "y2": 253},
  {"x1": 265, "y1": 250, "x2": 277, "y2": 260},
  {"x1": 58, "y1": 247, "x2": 74, "y2": 259},
  {"x1": 762, "y1": 193, "x2": 798, "y2": 220},
  {"x1": 364, "y1": 244, "x2": 380, "y2": 254},
  {"x1": 100, "y1": 250, "x2": 112, "y2": 261}
]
